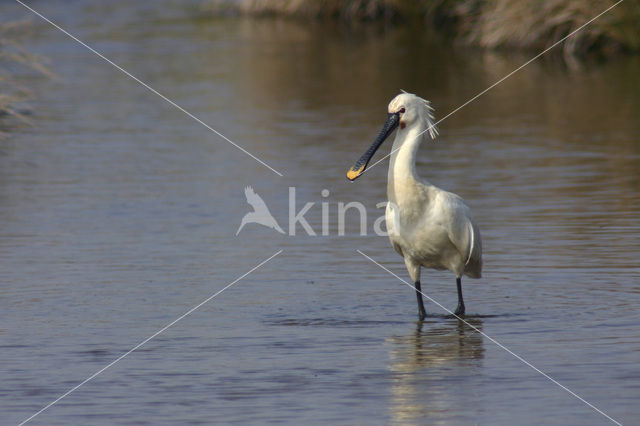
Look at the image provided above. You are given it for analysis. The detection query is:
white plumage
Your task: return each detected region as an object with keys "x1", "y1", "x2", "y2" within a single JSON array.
[{"x1": 348, "y1": 92, "x2": 482, "y2": 319}]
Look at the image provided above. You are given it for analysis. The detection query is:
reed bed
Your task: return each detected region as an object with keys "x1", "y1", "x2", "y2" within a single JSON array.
[
  {"x1": 0, "y1": 20, "x2": 50, "y2": 130},
  {"x1": 205, "y1": 0, "x2": 640, "y2": 56}
]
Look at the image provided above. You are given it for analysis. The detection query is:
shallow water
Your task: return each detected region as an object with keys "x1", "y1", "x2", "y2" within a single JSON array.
[{"x1": 1, "y1": 1, "x2": 639, "y2": 424}]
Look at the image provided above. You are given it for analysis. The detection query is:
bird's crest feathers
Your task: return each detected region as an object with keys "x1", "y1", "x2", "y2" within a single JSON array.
[{"x1": 393, "y1": 91, "x2": 438, "y2": 140}]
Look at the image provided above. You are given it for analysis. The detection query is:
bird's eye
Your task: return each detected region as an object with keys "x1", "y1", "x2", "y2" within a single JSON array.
[{"x1": 399, "y1": 108, "x2": 406, "y2": 114}]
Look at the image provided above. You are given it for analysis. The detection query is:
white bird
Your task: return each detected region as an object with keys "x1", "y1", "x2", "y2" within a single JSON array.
[
  {"x1": 347, "y1": 92, "x2": 482, "y2": 320},
  {"x1": 236, "y1": 186, "x2": 285, "y2": 235}
]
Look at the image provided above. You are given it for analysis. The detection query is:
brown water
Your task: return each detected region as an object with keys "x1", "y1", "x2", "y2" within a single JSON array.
[{"x1": 1, "y1": 1, "x2": 639, "y2": 424}]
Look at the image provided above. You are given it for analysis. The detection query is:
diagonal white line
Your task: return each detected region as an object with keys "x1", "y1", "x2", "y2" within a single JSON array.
[
  {"x1": 19, "y1": 249, "x2": 283, "y2": 426},
  {"x1": 362, "y1": 0, "x2": 625, "y2": 175},
  {"x1": 357, "y1": 249, "x2": 622, "y2": 426},
  {"x1": 14, "y1": 0, "x2": 284, "y2": 177}
]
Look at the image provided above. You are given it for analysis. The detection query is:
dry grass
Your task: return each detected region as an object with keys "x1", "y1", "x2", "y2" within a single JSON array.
[
  {"x1": 455, "y1": 0, "x2": 640, "y2": 56},
  {"x1": 204, "y1": 0, "x2": 640, "y2": 56},
  {"x1": 206, "y1": 0, "x2": 399, "y2": 20},
  {"x1": 0, "y1": 20, "x2": 51, "y2": 131}
]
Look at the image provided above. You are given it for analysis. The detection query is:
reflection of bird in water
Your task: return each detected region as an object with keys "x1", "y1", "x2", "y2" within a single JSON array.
[
  {"x1": 387, "y1": 319, "x2": 484, "y2": 425},
  {"x1": 236, "y1": 186, "x2": 285, "y2": 235}
]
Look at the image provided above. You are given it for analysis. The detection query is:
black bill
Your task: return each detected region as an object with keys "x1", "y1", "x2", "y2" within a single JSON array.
[{"x1": 346, "y1": 112, "x2": 400, "y2": 181}]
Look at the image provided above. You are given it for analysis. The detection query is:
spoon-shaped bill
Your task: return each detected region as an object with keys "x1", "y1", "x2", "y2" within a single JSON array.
[{"x1": 346, "y1": 112, "x2": 400, "y2": 181}]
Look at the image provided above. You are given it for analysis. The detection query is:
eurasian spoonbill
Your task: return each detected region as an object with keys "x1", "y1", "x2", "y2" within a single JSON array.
[{"x1": 347, "y1": 92, "x2": 482, "y2": 320}]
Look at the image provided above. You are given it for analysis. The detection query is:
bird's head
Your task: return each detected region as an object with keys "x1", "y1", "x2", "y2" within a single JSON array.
[
  {"x1": 388, "y1": 93, "x2": 438, "y2": 138},
  {"x1": 346, "y1": 91, "x2": 438, "y2": 181}
]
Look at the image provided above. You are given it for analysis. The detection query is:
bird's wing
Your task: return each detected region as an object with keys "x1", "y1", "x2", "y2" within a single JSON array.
[
  {"x1": 245, "y1": 185, "x2": 255, "y2": 200},
  {"x1": 442, "y1": 193, "x2": 482, "y2": 269},
  {"x1": 463, "y1": 219, "x2": 482, "y2": 267},
  {"x1": 244, "y1": 186, "x2": 269, "y2": 211}
]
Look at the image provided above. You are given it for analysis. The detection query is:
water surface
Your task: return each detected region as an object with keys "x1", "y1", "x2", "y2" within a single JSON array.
[{"x1": 1, "y1": 1, "x2": 639, "y2": 424}]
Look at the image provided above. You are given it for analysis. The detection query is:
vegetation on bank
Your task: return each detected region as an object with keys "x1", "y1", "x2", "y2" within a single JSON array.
[
  {"x1": 204, "y1": 0, "x2": 640, "y2": 56},
  {"x1": 0, "y1": 21, "x2": 50, "y2": 131}
]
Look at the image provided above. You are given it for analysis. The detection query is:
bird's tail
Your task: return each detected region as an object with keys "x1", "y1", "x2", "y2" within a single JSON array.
[{"x1": 272, "y1": 222, "x2": 285, "y2": 234}]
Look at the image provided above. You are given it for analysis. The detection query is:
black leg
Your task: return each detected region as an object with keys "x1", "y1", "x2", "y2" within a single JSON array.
[
  {"x1": 454, "y1": 277, "x2": 465, "y2": 316},
  {"x1": 415, "y1": 281, "x2": 427, "y2": 320}
]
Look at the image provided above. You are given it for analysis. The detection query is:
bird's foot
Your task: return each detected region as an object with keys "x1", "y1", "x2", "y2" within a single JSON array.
[{"x1": 454, "y1": 303, "x2": 465, "y2": 317}]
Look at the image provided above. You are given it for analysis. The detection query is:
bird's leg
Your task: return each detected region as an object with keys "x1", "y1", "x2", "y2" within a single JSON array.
[
  {"x1": 414, "y1": 281, "x2": 427, "y2": 321},
  {"x1": 454, "y1": 277, "x2": 465, "y2": 316}
]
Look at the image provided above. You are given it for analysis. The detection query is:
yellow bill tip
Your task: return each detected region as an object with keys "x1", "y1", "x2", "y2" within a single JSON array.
[{"x1": 346, "y1": 165, "x2": 364, "y2": 181}]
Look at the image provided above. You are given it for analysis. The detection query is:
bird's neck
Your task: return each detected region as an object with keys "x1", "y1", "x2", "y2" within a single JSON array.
[{"x1": 387, "y1": 125, "x2": 425, "y2": 203}]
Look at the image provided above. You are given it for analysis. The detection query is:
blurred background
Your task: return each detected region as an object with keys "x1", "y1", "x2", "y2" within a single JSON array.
[{"x1": 1, "y1": 1, "x2": 639, "y2": 425}]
